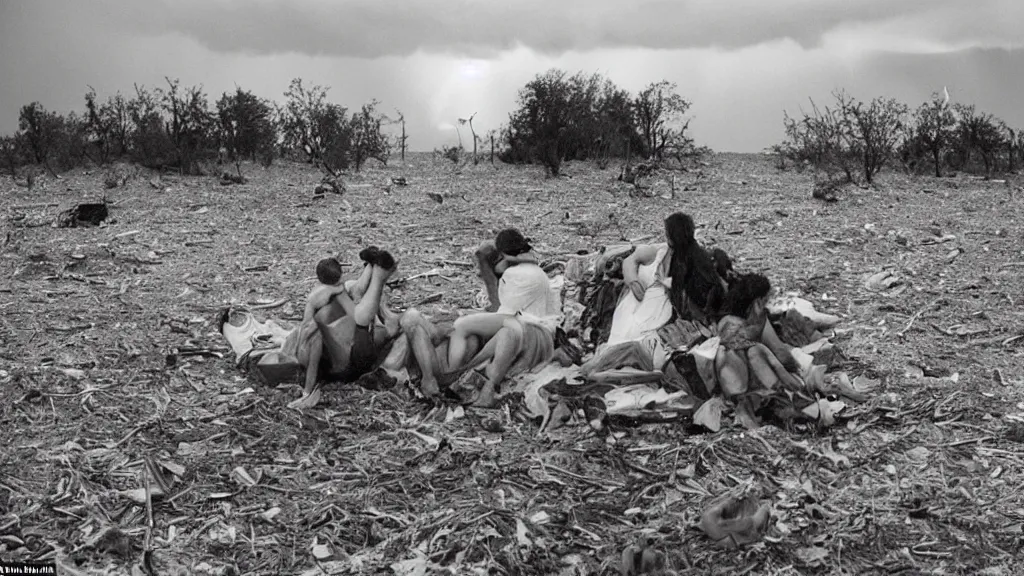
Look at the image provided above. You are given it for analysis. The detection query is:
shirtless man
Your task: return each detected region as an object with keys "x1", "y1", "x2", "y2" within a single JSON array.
[{"x1": 289, "y1": 247, "x2": 399, "y2": 409}]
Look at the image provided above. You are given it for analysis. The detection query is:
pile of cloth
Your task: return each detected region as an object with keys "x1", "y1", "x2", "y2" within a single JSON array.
[{"x1": 504, "y1": 247, "x2": 876, "y2": 435}]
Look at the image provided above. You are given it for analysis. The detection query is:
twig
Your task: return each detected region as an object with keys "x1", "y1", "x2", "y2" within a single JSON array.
[
  {"x1": 542, "y1": 463, "x2": 623, "y2": 490},
  {"x1": 626, "y1": 461, "x2": 669, "y2": 478},
  {"x1": 143, "y1": 464, "x2": 154, "y2": 541},
  {"x1": 10, "y1": 202, "x2": 60, "y2": 210},
  {"x1": 434, "y1": 259, "x2": 475, "y2": 268},
  {"x1": 248, "y1": 297, "x2": 289, "y2": 310},
  {"x1": 936, "y1": 436, "x2": 995, "y2": 448},
  {"x1": 897, "y1": 298, "x2": 940, "y2": 338},
  {"x1": 113, "y1": 421, "x2": 152, "y2": 448},
  {"x1": 164, "y1": 485, "x2": 194, "y2": 505}
]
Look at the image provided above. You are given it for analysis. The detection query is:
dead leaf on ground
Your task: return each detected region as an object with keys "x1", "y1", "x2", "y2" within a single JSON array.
[
  {"x1": 694, "y1": 397, "x2": 727, "y2": 432},
  {"x1": 864, "y1": 269, "x2": 902, "y2": 292},
  {"x1": 795, "y1": 546, "x2": 830, "y2": 566}
]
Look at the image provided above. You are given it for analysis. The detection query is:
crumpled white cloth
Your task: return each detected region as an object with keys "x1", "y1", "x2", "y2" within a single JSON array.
[
  {"x1": 603, "y1": 384, "x2": 692, "y2": 415},
  {"x1": 221, "y1": 310, "x2": 294, "y2": 364}
]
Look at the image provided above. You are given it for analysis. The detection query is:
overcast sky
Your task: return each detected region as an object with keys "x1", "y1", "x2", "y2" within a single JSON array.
[{"x1": 1, "y1": 0, "x2": 1022, "y2": 153}]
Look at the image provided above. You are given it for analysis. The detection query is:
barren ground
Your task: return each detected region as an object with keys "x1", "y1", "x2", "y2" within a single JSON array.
[{"x1": 1, "y1": 153, "x2": 1023, "y2": 575}]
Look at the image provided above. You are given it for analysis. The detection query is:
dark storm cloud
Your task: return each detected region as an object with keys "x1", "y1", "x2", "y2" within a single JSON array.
[
  {"x1": 2, "y1": 0, "x2": 1023, "y2": 151},
  {"x1": 859, "y1": 47, "x2": 1024, "y2": 124},
  {"x1": 90, "y1": 0, "x2": 988, "y2": 59}
]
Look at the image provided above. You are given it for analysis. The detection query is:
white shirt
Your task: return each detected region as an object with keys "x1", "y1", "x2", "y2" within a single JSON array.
[{"x1": 496, "y1": 263, "x2": 562, "y2": 330}]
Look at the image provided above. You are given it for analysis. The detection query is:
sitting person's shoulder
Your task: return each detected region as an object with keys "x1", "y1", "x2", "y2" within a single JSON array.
[{"x1": 502, "y1": 261, "x2": 547, "y2": 279}]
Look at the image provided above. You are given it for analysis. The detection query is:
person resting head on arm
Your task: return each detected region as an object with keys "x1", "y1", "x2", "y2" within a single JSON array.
[
  {"x1": 714, "y1": 273, "x2": 801, "y2": 397},
  {"x1": 302, "y1": 256, "x2": 351, "y2": 325},
  {"x1": 443, "y1": 228, "x2": 560, "y2": 406}
]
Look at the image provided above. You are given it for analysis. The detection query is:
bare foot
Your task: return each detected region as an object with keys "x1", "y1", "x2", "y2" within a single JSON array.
[
  {"x1": 420, "y1": 375, "x2": 440, "y2": 397},
  {"x1": 471, "y1": 380, "x2": 499, "y2": 408},
  {"x1": 287, "y1": 387, "x2": 322, "y2": 410},
  {"x1": 359, "y1": 246, "x2": 381, "y2": 266},
  {"x1": 376, "y1": 250, "x2": 398, "y2": 275}
]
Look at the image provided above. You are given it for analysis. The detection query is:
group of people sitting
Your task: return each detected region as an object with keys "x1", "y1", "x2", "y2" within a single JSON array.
[
  {"x1": 255, "y1": 211, "x2": 813, "y2": 411},
  {"x1": 275, "y1": 228, "x2": 563, "y2": 409}
]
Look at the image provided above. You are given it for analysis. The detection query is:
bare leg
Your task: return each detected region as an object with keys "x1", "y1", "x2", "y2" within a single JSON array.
[
  {"x1": 401, "y1": 309, "x2": 447, "y2": 396},
  {"x1": 377, "y1": 291, "x2": 402, "y2": 337},
  {"x1": 348, "y1": 261, "x2": 374, "y2": 302},
  {"x1": 716, "y1": 347, "x2": 749, "y2": 397},
  {"x1": 302, "y1": 338, "x2": 322, "y2": 395},
  {"x1": 475, "y1": 241, "x2": 501, "y2": 312},
  {"x1": 761, "y1": 320, "x2": 798, "y2": 372},
  {"x1": 285, "y1": 325, "x2": 326, "y2": 410},
  {"x1": 354, "y1": 263, "x2": 396, "y2": 327},
  {"x1": 474, "y1": 320, "x2": 524, "y2": 408},
  {"x1": 448, "y1": 313, "x2": 510, "y2": 370},
  {"x1": 746, "y1": 343, "x2": 801, "y2": 390}
]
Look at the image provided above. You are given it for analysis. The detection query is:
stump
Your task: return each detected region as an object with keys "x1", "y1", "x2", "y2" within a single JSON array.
[
  {"x1": 57, "y1": 203, "x2": 109, "y2": 228},
  {"x1": 314, "y1": 177, "x2": 345, "y2": 196},
  {"x1": 219, "y1": 172, "x2": 246, "y2": 186}
]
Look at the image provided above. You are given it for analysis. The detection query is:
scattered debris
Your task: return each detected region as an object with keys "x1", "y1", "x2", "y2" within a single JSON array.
[
  {"x1": 219, "y1": 172, "x2": 246, "y2": 185},
  {"x1": 314, "y1": 176, "x2": 344, "y2": 196},
  {"x1": 5, "y1": 154, "x2": 1020, "y2": 576},
  {"x1": 864, "y1": 269, "x2": 902, "y2": 292}
]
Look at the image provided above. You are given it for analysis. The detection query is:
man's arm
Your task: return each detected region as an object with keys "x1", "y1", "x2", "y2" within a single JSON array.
[
  {"x1": 475, "y1": 242, "x2": 502, "y2": 312},
  {"x1": 303, "y1": 284, "x2": 352, "y2": 323},
  {"x1": 333, "y1": 290, "x2": 357, "y2": 319},
  {"x1": 501, "y1": 251, "x2": 540, "y2": 266},
  {"x1": 302, "y1": 298, "x2": 318, "y2": 324}
]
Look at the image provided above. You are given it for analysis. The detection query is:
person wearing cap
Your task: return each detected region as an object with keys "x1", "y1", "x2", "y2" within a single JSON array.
[
  {"x1": 404, "y1": 228, "x2": 561, "y2": 404},
  {"x1": 448, "y1": 229, "x2": 559, "y2": 354}
]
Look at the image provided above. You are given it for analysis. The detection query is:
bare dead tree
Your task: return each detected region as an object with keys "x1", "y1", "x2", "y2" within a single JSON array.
[
  {"x1": 394, "y1": 108, "x2": 408, "y2": 161},
  {"x1": 486, "y1": 129, "x2": 497, "y2": 165},
  {"x1": 458, "y1": 113, "x2": 478, "y2": 164}
]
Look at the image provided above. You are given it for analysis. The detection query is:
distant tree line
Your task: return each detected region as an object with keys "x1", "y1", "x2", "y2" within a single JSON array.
[
  {"x1": 498, "y1": 69, "x2": 706, "y2": 176},
  {"x1": 0, "y1": 77, "x2": 392, "y2": 178},
  {"x1": 0, "y1": 69, "x2": 707, "y2": 181},
  {"x1": 773, "y1": 89, "x2": 1024, "y2": 184}
]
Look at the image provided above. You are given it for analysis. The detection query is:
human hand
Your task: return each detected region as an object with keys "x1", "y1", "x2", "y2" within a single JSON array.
[{"x1": 308, "y1": 284, "x2": 346, "y2": 311}]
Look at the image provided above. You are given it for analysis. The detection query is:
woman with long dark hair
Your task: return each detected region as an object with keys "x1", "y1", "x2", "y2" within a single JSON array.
[
  {"x1": 598, "y1": 212, "x2": 727, "y2": 371},
  {"x1": 663, "y1": 212, "x2": 728, "y2": 320}
]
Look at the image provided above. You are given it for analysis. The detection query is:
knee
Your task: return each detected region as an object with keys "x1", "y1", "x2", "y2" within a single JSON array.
[
  {"x1": 399, "y1": 308, "x2": 423, "y2": 332},
  {"x1": 495, "y1": 324, "x2": 523, "y2": 348},
  {"x1": 476, "y1": 240, "x2": 497, "y2": 257},
  {"x1": 313, "y1": 305, "x2": 332, "y2": 325},
  {"x1": 475, "y1": 242, "x2": 500, "y2": 272},
  {"x1": 452, "y1": 315, "x2": 472, "y2": 335}
]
